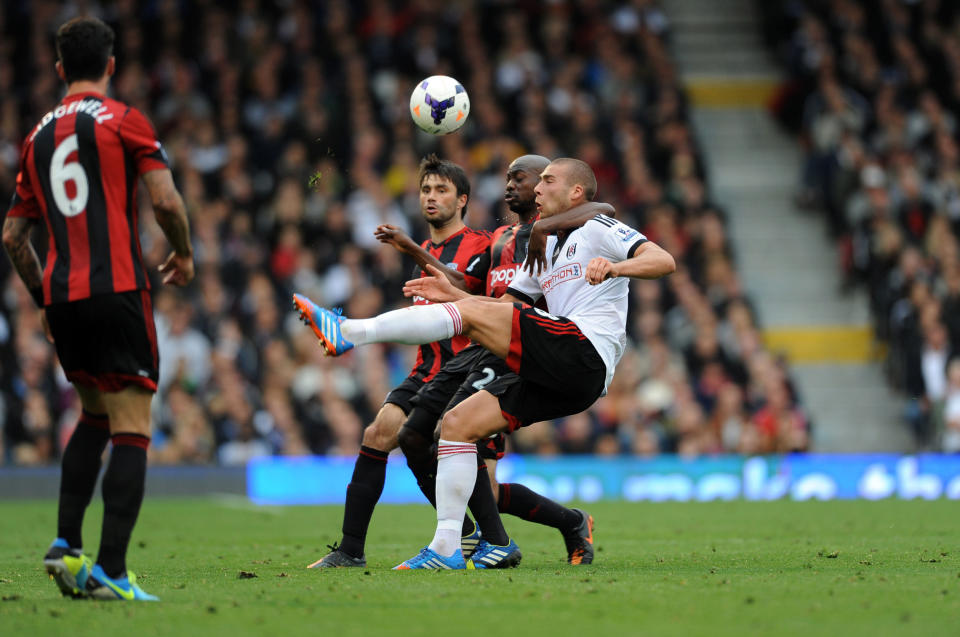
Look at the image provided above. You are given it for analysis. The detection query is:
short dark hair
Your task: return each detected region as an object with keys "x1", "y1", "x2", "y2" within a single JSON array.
[
  {"x1": 56, "y1": 17, "x2": 115, "y2": 84},
  {"x1": 552, "y1": 158, "x2": 598, "y2": 201},
  {"x1": 417, "y1": 153, "x2": 471, "y2": 217}
]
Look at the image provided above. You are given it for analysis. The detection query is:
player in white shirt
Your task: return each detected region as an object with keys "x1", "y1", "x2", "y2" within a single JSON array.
[{"x1": 294, "y1": 158, "x2": 675, "y2": 569}]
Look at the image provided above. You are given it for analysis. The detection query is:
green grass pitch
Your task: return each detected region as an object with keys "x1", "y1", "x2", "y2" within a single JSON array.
[{"x1": 0, "y1": 498, "x2": 957, "y2": 636}]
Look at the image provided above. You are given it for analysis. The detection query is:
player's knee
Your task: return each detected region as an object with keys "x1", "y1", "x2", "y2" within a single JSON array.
[
  {"x1": 397, "y1": 425, "x2": 431, "y2": 459},
  {"x1": 361, "y1": 420, "x2": 400, "y2": 451},
  {"x1": 439, "y1": 408, "x2": 480, "y2": 443},
  {"x1": 453, "y1": 297, "x2": 486, "y2": 330}
]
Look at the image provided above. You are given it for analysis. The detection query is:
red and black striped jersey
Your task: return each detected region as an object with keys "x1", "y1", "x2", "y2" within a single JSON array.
[
  {"x1": 409, "y1": 226, "x2": 491, "y2": 383},
  {"x1": 486, "y1": 219, "x2": 536, "y2": 298},
  {"x1": 7, "y1": 91, "x2": 169, "y2": 305}
]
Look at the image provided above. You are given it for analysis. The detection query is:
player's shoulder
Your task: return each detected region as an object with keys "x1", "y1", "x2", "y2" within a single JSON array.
[
  {"x1": 586, "y1": 214, "x2": 619, "y2": 229},
  {"x1": 491, "y1": 223, "x2": 516, "y2": 242},
  {"x1": 464, "y1": 227, "x2": 492, "y2": 238},
  {"x1": 462, "y1": 227, "x2": 492, "y2": 246},
  {"x1": 584, "y1": 213, "x2": 644, "y2": 240}
]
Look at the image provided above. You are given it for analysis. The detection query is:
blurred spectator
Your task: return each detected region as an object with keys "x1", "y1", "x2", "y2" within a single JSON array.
[{"x1": 765, "y1": 0, "x2": 960, "y2": 449}]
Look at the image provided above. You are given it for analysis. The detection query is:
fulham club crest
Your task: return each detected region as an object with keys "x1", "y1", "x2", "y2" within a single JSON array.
[{"x1": 566, "y1": 243, "x2": 577, "y2": 259}]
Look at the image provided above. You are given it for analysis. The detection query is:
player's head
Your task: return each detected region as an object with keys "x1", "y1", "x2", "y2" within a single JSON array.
[
  {"x1": 505, "y1": 155, "x2": 550, "y2": 216},
  {"x1": 418, "y1": 153, "x2": 470, "y2": 227},
  {"x1": 55, "y1": 17, "x2": 115, "y2": 84},
  {"x1": 534, "y1": 158, "x2": 598, "y2": 218}
]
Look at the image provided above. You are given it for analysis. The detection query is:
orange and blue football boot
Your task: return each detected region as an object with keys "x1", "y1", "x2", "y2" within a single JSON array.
[{"x1": 292, "y1": 293, "x2": 354, "y2": 356}]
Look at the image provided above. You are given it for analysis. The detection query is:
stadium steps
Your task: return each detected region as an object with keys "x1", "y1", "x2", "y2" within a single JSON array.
[{"x1": 662, "y1": 0, "x2": 914, "y2": 452}]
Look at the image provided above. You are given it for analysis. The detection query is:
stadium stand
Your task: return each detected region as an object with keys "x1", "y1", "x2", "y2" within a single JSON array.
[
  {"x1": 763, "y1": 0, "x2": 960, "y2": 451},
  {"x1": 0, "y1": 0, "x2": 809, "y2": 466}
]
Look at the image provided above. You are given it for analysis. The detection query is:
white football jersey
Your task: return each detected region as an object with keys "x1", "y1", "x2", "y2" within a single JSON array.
[{"x1": 507, "y1": 214, "x2": 648, "y2": 390}]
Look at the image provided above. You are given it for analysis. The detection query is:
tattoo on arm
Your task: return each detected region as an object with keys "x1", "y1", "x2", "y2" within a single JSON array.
[
  {"x1": 143, "y1": 170, "x2": 193, "y2": 256},
  {"x1": 2, "y1": 216, "x2": 44, "y2": 292}
]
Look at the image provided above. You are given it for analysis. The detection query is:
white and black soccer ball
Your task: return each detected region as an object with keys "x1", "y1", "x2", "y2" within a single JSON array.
[{"x1": 409, "y1": 75, "x2": 470, "y2": 135}]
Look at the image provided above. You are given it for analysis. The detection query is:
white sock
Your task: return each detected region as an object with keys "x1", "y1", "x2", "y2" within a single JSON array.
[
  {"x1": 428, "y1": 440, "x2": 478, "y2": 557},
  {"x1": 340, "y1": 303, "x2": 462, "y2": 346}
]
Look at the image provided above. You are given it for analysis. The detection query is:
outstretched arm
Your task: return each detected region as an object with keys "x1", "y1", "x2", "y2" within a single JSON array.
[
  {"x1": 143, "y1": 169, "x2": 194, "y2": 287},
  {"x1": 403, "y1": 264, "x2": 513, "y2": 304},
  {"x1": 2, "y1": 216, "x2": 44, "y2": 306},
  {"x1": 585, "y1": 241, "x2": 676, "y2": 284},
  {"x1": 524, "y1": 201, "x2": 616, "y2": 274},
  {"x1": 375, "y1": 224, "x2": 468, "y2": 290}
]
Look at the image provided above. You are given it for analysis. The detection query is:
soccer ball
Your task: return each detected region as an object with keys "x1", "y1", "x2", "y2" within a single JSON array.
[{"x1": 409, "y1": 75, "x2": 470, "y2": 135}]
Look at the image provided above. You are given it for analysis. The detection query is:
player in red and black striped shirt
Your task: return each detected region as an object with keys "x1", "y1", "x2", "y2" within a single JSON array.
[
  {"x1": 301, "y1": 154, "x2": 490, "y2": 568},
  {"x1": 2, "y1": 17, "x2": 193, "y2": 600}
]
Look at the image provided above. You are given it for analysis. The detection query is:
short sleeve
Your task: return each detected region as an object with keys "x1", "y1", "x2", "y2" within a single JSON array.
[
  {"x1": 119, "y1": 107, "x2": 169, "y2": 175},
  {"x1": 462, "y1": 248, "x2": 491, "y2": 295},
  {"x1": 587, "y1": 215, "x2": 647, "y2": 262},
  {"x1": 506, "y1": 260, "x2": 543, "y2": 306},
  {"x1": 7, "y1": 151, "x2": 42, "y2": 220}
]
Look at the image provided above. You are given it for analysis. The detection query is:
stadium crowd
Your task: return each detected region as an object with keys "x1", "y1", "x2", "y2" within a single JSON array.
[
  {"x1": 0, "y1": 0, "x2": 809, "y2": 466},
  {"x1": 764, "y1": 0, "x2": 960, "y2": 451}
]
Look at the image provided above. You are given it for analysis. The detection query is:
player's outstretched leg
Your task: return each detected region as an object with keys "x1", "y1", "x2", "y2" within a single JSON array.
[
  {"x1": 293, "y1": 293, "x2": 464, "y2": 356},
  {"x1": 499, "y1": 484, "x2": 594, "y2": 564}
]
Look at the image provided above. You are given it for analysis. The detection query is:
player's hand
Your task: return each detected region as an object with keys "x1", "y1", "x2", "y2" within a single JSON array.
[
  {"x1": 403, "y1": 264, "x2": 461, "y2": 302},
  {"x1": 586, "y1": 257, "x2": 618, "y2": 284},
  {"x1": 374, "y1": 224, "x2": 417, "y2": 254},
  {"x1": 159, "y1": 251, "x2": 195, "y2": 286},
  {"x1": 523, "y1": 221, "x2": 548, "y2": 275},
  {"x1": 40, "y1": 309, "x2": 53, "y2": 344}
]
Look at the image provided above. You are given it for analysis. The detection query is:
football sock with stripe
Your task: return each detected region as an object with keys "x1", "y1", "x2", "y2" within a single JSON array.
[
  {"x1": 97, "y1": 433, "x2": 149, "y2": 578},
  {"x1": 468, "y1": 463, "x2": 510, "y2": 546},
  {"x1": 341, "y1": 303, "x2": 461, "y2": 345},
  {"x1": 399, "y1": 421, "x2": 476, "y2": 537},
  {"x1": 338, "y1": 445, "x2": 389, "y2": 559},
  {"x1": 429, "y1": 440, "x2": 478, "y2": 557},
  {"x1": 498, "y1": 483, "x2": 582, "y2": 532},
  {"x1": 57, "y1": 410, "x2": 111, "y2": 549}
]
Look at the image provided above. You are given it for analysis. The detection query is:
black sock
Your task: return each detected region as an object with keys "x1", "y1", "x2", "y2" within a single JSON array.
[
  {"x1": 57, "y1": 411, "x2": 111, "y2": 549},
  {"x1": 97, "y1": 433, "x2": 149, "y2": 578},
  {"x1": 338, "y1": 446, "x2": 389, "y2": 558},
  {"x1": 469, "y1": 464, "x2": 509, "y2": 546},
  {"x1": 399, "y1": 424, "x2": 475, "y2": 537},
  {"x1": 498, "y1": 483, "x2": 581, "y2": 533},
  {"x1": 399, "y1": 424, "x2": 439, "y2": 508}
]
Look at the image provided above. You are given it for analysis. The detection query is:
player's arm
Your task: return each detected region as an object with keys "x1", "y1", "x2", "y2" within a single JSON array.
[
  {"x1": 2, "y1": 215, "x2": 44, "y2": 306},
  {"x1": 403, "y1": 264, "x2": 513, "y2": 304},
  {"x1": 585, "y1": 240, "x2": 676, "y2": 284},
  {"x1": 142, "y1": 169, "x2": 194, "y2": 287},
  {"x1": 375, "y1": 224, "x2": 468, "y2": 290},
  {"x1": 524, "y1": 201, "x2": 616, "y2": 274}
]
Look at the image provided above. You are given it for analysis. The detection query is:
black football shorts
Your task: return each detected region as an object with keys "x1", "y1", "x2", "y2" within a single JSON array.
[
  {"x1": 45, "y1": 289, "x2": 159, "y2": 392},
  {"x1": 383, "y1": 375, "x2": 426, "y2": 415},
  {"x1": 445, "y1": 305, "x2": 606, "y2": 431}
]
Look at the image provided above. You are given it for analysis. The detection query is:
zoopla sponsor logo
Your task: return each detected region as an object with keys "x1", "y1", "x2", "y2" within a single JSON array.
[{"x1": 489, "y1": 265, "x2": 520, "y2": 284}]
